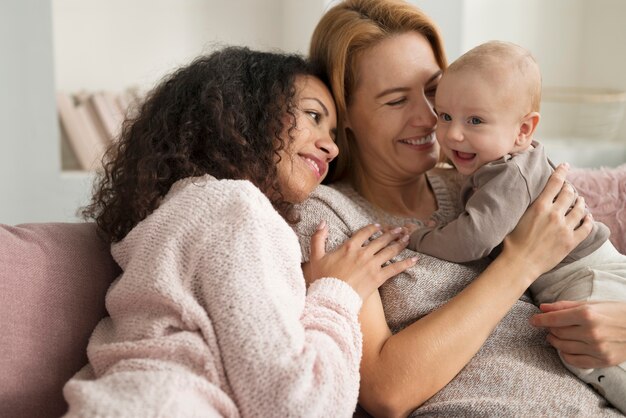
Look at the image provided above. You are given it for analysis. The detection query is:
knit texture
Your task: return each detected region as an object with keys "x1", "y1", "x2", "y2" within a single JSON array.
[
  {"x1": 295, "y1": 167, "x2": 621, "y2": 417},
  {"x1": 63, "y1": 175, "x2": 363, "y2": 418}
]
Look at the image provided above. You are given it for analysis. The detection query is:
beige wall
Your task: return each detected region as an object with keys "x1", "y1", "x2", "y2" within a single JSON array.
[
  {"x1": 418, "y1": 0, "x2": 626, "y2": 142},
  {"x1": 1, "y1": 0, "x2": 624, "y2": 224},
  {"x1": 581, "y1": 0, "x2": 626, "y2": 139},
  {"x1": 53, "y1": 0, "x2": 283, "y2": 92},
  {"x1": 53, "y1": 0, "x2": 330, "y2": 92}
]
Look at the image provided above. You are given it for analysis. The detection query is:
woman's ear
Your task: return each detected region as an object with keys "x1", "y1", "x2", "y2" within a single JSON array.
[{"x1": 516, "y1": 111, "x2": 540, "y2": 147}]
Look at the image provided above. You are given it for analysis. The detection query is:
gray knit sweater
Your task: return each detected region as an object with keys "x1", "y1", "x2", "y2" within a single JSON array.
[{"x1": 295, "y1": 167, "x2": 621, "y2": 417}]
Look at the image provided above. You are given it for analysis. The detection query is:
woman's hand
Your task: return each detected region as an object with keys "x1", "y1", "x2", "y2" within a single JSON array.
[
  {"x1": 307, "y1": 221, "x2": 417, "y2": 300},
  {"x1": 531, "y1": 300, "x2": 626, "y2": 368},
  {"x1": 502, "y1": 163, "x2": 593, "y2": 282}
]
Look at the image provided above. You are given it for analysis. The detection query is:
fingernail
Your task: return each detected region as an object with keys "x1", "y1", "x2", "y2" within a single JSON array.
[
  {"x1": 374, "y1": 223, "x2": 381, "y2": 229},
  {"x1": 391, "y1": 227, "x2": 403, "y2": 234},
  {"x1": 411, "y1": 256, "x2": 418, "y2": 263},
  {"x1": 401, "y1": 234, "x2": 409, "y2": 242},
  {"x1": 317, "y1": 220, "x2": 326, "y2": 230}
]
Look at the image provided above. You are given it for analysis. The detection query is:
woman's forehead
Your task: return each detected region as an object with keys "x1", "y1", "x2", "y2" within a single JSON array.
[
  {"x1": 353, "y1": 32, "x2": 439, "y2": 92},
  {"x1": 296, "y1": 76, "x2": 334, "y2": 104}
]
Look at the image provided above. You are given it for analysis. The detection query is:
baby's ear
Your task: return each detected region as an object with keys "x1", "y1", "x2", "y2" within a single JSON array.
[{"x1": 517, "y1": 111, "x2": 540, "y2": 147}]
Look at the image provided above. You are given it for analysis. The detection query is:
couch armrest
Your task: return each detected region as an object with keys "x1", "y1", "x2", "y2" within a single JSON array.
[{"x1": 0, "y1": 222, "x2": 119, "y2": 418}]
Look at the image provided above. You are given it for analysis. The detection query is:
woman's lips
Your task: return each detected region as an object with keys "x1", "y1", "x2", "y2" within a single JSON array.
[
  {"x1": 300, "y1": 154, "x2": 327, "y2": 179},
  {"x1": 398, "y1": 132, "x2": 436, "y2": 150}
]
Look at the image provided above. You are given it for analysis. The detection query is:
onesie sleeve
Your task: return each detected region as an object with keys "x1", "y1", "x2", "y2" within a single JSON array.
[{"x1": 409, "y1": 163, "x2": 532, "y2": 262}]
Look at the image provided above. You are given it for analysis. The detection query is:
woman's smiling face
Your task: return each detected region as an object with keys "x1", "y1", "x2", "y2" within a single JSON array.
[
  {"x1": 277, "y1": 75, "x2": 338, "y2": 203},
  {"x1": 345, "y1": 31, "x2": 443, "y2": 181}
]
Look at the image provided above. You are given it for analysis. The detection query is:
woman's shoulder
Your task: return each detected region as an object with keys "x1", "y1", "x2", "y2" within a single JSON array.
[
  {"x1": 299, "y1": 182, "x2": 372, "y2": 223},
  {"x1": 297, "y1": 183, "x2": 356, "y2": 219},
  {"x1": 428, "y1": 164, "x2": 464, "y2": 191},
  {"x1": 295, "y1": 182, "x2": 375, "y2": 260},
  {"x1": 426, "y1": 164, "x2": 465, "y2": 222},
  {"x1": 134, "y1": 177, "x2": 272, "y2": 239},
  {"x1": 167, "y1": 175, "x2": 267, "y2": 206},
  {"x1": 308, "y1": 182, "x2": 358, "y2": 202},
  {"x1": 161, "y1": 175, "x2": 272, "y2": 221},
  {"x1": 114, "y1": 176, "x2": 279, "y2": 264}
]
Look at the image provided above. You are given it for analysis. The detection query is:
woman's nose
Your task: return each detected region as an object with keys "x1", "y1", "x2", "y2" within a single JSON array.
[
  {"x1": 409, "y1": 96, "x2": 437, "y2": 128},
  {"x1": 318, "y1": 134, "x2": 339, "y2": 161}
]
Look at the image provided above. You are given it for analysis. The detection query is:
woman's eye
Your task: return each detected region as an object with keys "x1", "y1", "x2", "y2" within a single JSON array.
[
  {"x1": 469, "y1": 117, "x2": 482, "y2": 125},
  {"x1": 306, "y1": 111, "x2": 321, "y2": 123},
  {"x1": 439, "y1": 112, "x2": 451, "y2": 122},
  {"x1": 386, "y1": 97, "x2": 407, "y2": 106}
]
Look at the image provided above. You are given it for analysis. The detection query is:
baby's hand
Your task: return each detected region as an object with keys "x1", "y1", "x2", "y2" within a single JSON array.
[
  {"x1": 403, "y1": 222, "x2": 419, "y2": 234},
  {"x1": 425, "y1": 219, "x2": 438, "y2": 228},
  {"x1": 381, "y1": 224, "x2": 408, "y2": 234},
  {"x1": 403, "y1": 219, "x2": 437, "y2": 234}
]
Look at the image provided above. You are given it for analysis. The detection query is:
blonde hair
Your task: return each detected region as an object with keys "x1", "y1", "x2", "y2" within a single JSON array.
[
  {"x1": 310, "y1": 0, "x2": 447, "y2": 184},
  {"x1": 448, "y1": 40, "x2": 542, "y2": 113}
]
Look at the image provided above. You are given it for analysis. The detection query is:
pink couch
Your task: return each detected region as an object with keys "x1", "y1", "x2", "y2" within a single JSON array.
[
  {"x1": 0, "y1": 223, "x2": 120, "y2": 418},
  {"x1": 0, "y1": 166, "x2": 624, "y2": 417}
]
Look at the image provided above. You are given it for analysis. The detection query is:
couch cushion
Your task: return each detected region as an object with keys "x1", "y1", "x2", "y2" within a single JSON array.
[
  {"x1": 569, "y1": 164, "x2": 626, "y2": 254},
  {"x1": 0, "y1": 222, "x2": 119, "y2": 418}
]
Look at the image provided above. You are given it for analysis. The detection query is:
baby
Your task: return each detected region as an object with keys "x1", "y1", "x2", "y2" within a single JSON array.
[{"x1": 408, "y1": 40, "x2": 626, "y2": 412}]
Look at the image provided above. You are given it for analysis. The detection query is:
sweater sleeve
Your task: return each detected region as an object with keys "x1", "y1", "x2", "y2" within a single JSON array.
[
  {"x1": 409, "y1": 163, "x2": 532, "y2": 262},
  {"x1": 196, "y1": 182, "x2": 363, "y2": 418}
]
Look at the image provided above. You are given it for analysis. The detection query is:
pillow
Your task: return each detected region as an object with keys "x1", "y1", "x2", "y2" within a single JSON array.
[
  {"x1": 0, "y1": 223, "x2": 119, "y2": 418},
  {"x1": 568, "y1": 164, "x2": 626, "y2": 254}
]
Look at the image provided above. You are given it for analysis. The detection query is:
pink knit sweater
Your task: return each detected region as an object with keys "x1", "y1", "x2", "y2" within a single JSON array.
[{"x1": 63, "y1": 176, "x2": 363, "y2": 417}]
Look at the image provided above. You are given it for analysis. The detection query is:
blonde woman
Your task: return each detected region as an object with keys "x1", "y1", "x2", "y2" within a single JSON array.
[{"x1": 295, "y1": 0, "x2": 626, "y2": 416}]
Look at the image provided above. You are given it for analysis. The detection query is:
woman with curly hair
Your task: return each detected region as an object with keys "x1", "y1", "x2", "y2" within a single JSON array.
[{"x1": 62, "y1": 46, "x2": 416, "y2": 417}]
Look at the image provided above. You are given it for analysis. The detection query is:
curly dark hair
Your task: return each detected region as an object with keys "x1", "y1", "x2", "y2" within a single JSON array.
[{"x1": 82, "y1": 47, "x2": 325, "y2": 242}]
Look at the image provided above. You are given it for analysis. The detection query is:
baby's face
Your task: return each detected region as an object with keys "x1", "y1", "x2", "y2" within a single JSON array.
[{"x1": 434, "y1": 69, "x2": 528, "y2": 175}]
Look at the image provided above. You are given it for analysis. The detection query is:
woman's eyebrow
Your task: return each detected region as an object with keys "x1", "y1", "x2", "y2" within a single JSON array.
[
  {"x1": 301, "y1": 97, "x2": 329, "y2": 116},
  {"x1": 375, "y1": 86, "x2": 410, "y2": 99},
  {"x1": 427, "y1": 69, "x2": 443, "y2": 85},
  {"x1": 375, "y1": 69, "x2": 444, "y2": 99}
]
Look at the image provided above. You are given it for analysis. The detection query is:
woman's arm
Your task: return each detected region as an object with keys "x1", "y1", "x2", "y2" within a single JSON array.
[
  {"x1": 200, "y1": 183, "x2": 413, "y2": 417},
  {"x1": 531, "y1": 300, "x2": 626, "y2": 368},
  {"x1": 358, "y1": 164, "x2": 594, "y2": 418}
]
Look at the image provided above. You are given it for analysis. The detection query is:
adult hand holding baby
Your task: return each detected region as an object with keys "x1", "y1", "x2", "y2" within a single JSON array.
[
  {"x1": 532, "y1": 300, "x2": 626, "y2": 369},
  {"x1": 307, "y1": 221, "x2": 416, "y2": 300}
]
